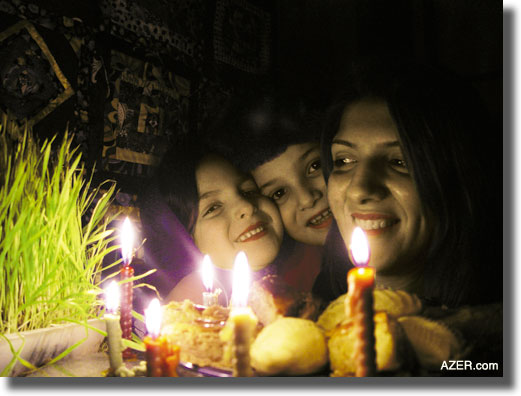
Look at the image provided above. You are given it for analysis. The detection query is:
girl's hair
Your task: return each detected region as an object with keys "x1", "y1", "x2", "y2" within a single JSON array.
[
  {"x1": 318, "y1": 59, "x2": 501, "y2": 307},
  {"x1": 154, "y1": 135, "x2": 204, "y2": 233}
]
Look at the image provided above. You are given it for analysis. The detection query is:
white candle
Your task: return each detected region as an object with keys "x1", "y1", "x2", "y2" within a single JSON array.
[
  {"x1": 104, "y1": 281, "x2": 123, "y2": 372},
  {"x1": 201, "y1": 255, "x2": 218, "y2": 306},
  {"x1": 230, "y1": 252, "x2": 257, "y2": 377}
]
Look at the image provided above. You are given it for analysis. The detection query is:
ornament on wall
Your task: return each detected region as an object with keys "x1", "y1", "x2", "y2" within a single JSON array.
[{"x1": 0, "y1": 20, "x2": 74, "y2": 128}]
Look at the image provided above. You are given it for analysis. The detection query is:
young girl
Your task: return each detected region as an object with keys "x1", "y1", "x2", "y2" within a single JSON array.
[
  {"x1": 314, "y1": 59, "x2": 502, "y2": 308},
  {"x1": 147, "y1": 137, "x2": 285, "y2": 305}
]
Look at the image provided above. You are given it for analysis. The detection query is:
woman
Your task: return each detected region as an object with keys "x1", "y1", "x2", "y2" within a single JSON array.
[
  {"x1": 148, "y1": 137, "x2": 285, "y2": 305},
  {"x1": 314, "y1": 60, "x2": 502, "y2": 308},
  {"x1": 208, "y1": 91, "x2": 331, "y2": 291}
]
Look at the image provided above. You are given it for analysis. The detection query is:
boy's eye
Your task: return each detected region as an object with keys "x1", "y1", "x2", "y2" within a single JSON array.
[
  {"x1": 241, "y1": 189, "x2": 259, "y2": 198},
  {"x1": 271, "y1": 188, "x2": 286, "y2": 201},
  {"x1": 308, "y1": 159, "x2": 322, "y2": 175}
]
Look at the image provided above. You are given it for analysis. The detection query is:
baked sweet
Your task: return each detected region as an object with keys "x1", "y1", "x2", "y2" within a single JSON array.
[
  {"x1": 248, "y1": 274, "x2": 323, "y2": 325},
  {"x1": 250, "y1": 317, "x2": 328, "y2": 376},
  {"x1": 316, "y1": 288, "x2": 423, "y2": 333},
  {"x1": 398, "y1": 315, "x2": 465, "y2": 370},
  {"x1": 327, "y1": 312, "x2": 409, "y2": 376},
  {"x1": 161, "y1": 300, "x2": 233, "y2": 370}
]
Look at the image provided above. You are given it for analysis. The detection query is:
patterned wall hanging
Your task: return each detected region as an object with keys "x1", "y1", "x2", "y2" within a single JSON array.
[
  {"x1": 102, "y1": 48, "x2": 191, "y2": 182},
  {"x1": 0, "y1": 20, "x2": 74, "y2": 128},
  {"x1": 213, "y1": 0, "x2": 271, "y2": 74},
  {"x1": 99, "y1": 0, "x2": 208, "y2": 70}
]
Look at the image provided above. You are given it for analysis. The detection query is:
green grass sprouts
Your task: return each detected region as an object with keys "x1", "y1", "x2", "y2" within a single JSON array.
[{"x1": 0, "y1": 127, "x2": 120, "y2": 335}]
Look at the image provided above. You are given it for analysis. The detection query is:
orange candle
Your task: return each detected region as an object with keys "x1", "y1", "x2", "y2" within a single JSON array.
[
  {"x1": 144, "y1": 298, "x2": 180, "y2": 377},
  {"x1": 345, "y1": 227, "x2": 376, "y2": 377},
  {"x1": 164, "y1": 345, "x2": 180, "y2": 377},
  {"x1": 144, "y1": 335, "x2": 166, "y2": 377}
]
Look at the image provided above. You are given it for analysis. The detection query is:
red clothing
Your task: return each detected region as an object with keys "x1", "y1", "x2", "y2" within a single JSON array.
[{"x1": 279, "y1": 243, "x2": 322, "y2": 292}]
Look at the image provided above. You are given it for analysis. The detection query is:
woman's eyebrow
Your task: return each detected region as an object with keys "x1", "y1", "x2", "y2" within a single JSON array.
[
  {"x1": 331, "y1": 139, "x2": 400, "y2": 148},
  {"x1": 331, "y1": 138, "x2": 354, "y2": 148}
]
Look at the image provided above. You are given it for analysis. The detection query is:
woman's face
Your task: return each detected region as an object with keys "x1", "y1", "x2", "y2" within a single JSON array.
[
  {"x1": 251, "y1": 143, "x2": 332, "y2": 246},
  {"x1": 327, "y1": 98, "x2": 431, "y2": 275},
  {"x1": 193, "y1": 155, "x2": 284, "y2": 271}
]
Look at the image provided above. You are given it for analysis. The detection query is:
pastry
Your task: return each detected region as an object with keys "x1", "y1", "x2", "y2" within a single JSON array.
[{"x1": 250, "y1": 317, "x2": 328, "y2": 376}]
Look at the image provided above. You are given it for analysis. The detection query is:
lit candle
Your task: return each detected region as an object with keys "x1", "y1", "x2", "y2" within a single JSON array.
[
  {"x1": 144, "y1": 298, "x2": 180, "y2": 377},
  {"x1": 345, "y1": 227, "x2": 376, "y2": 377},
  {"x1": 201, "y1": 255, "x2": 219, "y2": 306},
  {"x1": 104, "y1": 281, "x2": 123, "y2": 373},
  {"x1": 229, "y1": 252, "x2": 258, "y2": 377},
  {"x1": 120, "y1": 217, "x2": 135, "y2": 357}
]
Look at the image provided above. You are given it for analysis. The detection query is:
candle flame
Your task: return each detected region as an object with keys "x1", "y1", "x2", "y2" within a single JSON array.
[
  {"x1": 231, "y1": 251, "x2": 250, "y2": 307},
  {"x1": 145, "y1": 298, "x2": 162, "y2": 338},
  {"x1": 105, "y1": 281, "x2": 120, "y2": 314},
  {"x1": 349, "y1": 227, "x2": 370, "y2": 266},
  {"x1": 201, "y1": 255, "x2": 214, "y2": 292},
  {"x1": 120, "y1": 217, "x2": 134, "y2": 265}
]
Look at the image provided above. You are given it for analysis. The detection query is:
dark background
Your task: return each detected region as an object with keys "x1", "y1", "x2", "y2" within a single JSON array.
[{"x1": 0, "y1": 0, "x2": 502, "y2": 216}]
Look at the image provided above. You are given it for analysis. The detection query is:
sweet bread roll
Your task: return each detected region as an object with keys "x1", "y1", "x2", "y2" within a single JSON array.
[
  {"x1": 248, "y1": 275, "x2": 322, "y2": 325},
  {"x1": 317, "y1": 289, "x2": 422, "y2": 333},
  {"x1": 374, "y1": 289, "x2": 422, "y2": 318},
  {"x1": 398, "y1": 315, "x2": 464, "y2": 370},
  {"x1": 250, "y1": 317, "x2": 328, "y2": 376},
  {"x1": 328, "y1": 312, "x2": 406, "y2": 376}
]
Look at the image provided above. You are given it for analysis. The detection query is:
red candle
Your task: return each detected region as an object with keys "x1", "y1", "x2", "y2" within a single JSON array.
[
  {"x1": 120, "y1": 217, "x2": 135, "y2": 358},
  {"x1": 345, "y1": 227, "x2": 376, "y2": 377}
]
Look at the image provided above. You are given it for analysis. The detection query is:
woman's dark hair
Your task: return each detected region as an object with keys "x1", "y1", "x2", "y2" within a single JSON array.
[{"x1": 318, "y1": 59, "x2": 501, "y2": 307}]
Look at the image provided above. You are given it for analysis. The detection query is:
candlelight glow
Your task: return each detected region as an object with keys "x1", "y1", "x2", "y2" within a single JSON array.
[
  {"x1": 105, "y1": 281, "x2": 120, "y2": 314},
  {"x1": 231, "y1": 251, "x2": 250, "y2": 307},
  {"x1": 201, "y1": 255, "x2": 214, "y2": 292},
  {"x1": 145, "y1": 298, "x2": 162, "y2": 339},
  {"x1": 349, "y1": 227, "x2": 370, "y2": 266},
  {"x1": 120, "y1": 217, "x2": 134, "y2": 265}
]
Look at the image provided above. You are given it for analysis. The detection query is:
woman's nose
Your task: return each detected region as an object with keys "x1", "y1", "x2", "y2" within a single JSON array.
[
  {"x1": 235, "y1": 196, "x2": 257, "y2": 219},
  {"x1": 346, "y1": 162, "x2": 387, "y2": 204},
  {"x1": 297, "y1": 182, "x2": 323, "y2": 210}
]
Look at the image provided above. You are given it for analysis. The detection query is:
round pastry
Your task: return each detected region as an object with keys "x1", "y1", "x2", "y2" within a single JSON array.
[
  {"x1": 374, "y1": 288, "x2": 422, "y2": 318},
  {"x1": 250, "y1": 317, "x2": 328, "y2": 376},
  {"x1": 398, "y1": 315, "x2": 464, "y2": 370}
]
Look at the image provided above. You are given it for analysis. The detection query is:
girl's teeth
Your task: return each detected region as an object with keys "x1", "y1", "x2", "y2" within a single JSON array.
[
  {"x1": 309, "y1": 209, "x2": 332, "y2": 225},
  {"x1": 237, "y1": 226, "x2": 264, "y2": 242},
  {"x1": 353, "y1": 218, "x2": 397, "y2": 230}
]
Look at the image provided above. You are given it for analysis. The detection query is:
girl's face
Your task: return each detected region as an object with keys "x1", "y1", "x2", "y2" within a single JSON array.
[
  {"x1": 327, "y1": 98, "x2": 431, "y2": 276},
  {"x1": 193, "y1": 155, "x2": 284, "y2": 271},
  {"x1": 251, "y1": 143, "x2": 332, "y2": 246}
]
